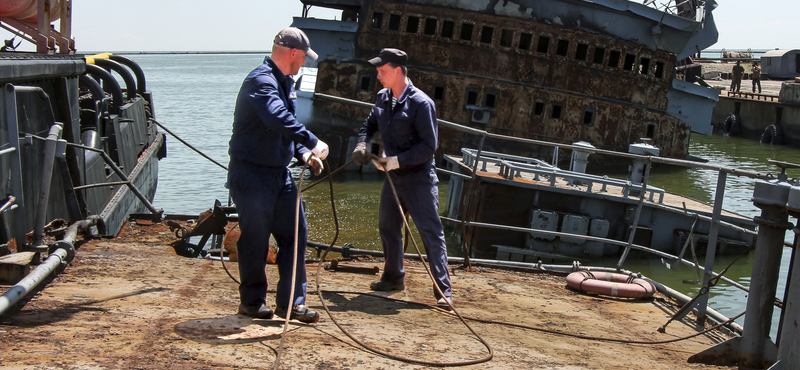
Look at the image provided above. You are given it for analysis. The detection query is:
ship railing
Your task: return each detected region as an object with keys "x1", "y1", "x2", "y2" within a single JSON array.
[
  {"x1": 313, "y1": 91, "x2": 783, "y2": 324},
  {"x1": 461, "y1": 148, "x2": 555, "y2": 171},
  {"x1": 497, "y1": 160, "x2": 666, "y2": 204},
  {"x1": 460, "y1": 148, "x2": 666, "y2": 204}
]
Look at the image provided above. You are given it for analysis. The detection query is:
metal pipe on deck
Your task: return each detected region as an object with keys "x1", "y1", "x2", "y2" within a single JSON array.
[
  {"x1": 0, "y1": 217, "x2": 99, "y2": 318},
  {"x1": 32, "y1": 122, "x2": 64, "y2": 249}
]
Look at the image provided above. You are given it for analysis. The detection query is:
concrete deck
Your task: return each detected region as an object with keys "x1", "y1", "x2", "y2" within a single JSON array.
[{"x1": 0, "y1": 220, "x2": 735, "y2": 369}]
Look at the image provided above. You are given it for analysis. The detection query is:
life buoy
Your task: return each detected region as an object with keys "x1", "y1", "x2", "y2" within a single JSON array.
[
  {"x1": 760, "y1": 125, "x2": 783, "y2": 145},
  {"x1": 566, "y1": 271, "x2": 656, "y2": 298}
]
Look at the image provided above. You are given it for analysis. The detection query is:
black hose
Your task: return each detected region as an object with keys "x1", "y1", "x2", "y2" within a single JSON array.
[
  {"x1": 108, "y1": 55, "x2": 147, "y2": 94},
  {"x1": 85, "y1": 64, "x2": 123, "y2": 112},
  {"x1": 94, "y1": 58, "x2": 136, "y2": 101}
]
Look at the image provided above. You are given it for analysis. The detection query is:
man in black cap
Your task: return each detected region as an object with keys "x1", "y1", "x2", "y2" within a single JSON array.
[
  {"x1": 351, "y1": 48, "x2": 453, "y2": 309},
  {"x1": 227, "y1": 27, "x2": 326, "y2": 323}
]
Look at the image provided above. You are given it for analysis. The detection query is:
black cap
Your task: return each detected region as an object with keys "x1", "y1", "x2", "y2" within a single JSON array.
[
  {"x1": 273, "y1": 27, "x2": 318, "y2": 61},
  {"x1": 368, "y1": 48, "x2": 407, "y2": 66}
]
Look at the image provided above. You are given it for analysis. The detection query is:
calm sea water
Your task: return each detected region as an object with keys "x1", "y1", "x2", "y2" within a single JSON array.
[{"x1": 128, "y1": 53, "x2": 798, "y2": 334}]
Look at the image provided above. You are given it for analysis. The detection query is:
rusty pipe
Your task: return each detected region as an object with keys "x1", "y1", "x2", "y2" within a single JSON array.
[{"x1": 0, "y1": 217, "x2": 99, "y2": 317}]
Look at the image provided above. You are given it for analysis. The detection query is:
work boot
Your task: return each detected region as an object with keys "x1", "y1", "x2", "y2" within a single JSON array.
[
  {"x1": 238, "y1": 304, "x2": 274, "y2": 319},
  {"x1": 437, "y1": 297, "x2": 454, "y2": 311},
  {"x1": 275, "y1": 304, "x2": 320, "y2": 324},
  {"x1": 369, "y1": 279, "x2": 405, "y2": 291}
]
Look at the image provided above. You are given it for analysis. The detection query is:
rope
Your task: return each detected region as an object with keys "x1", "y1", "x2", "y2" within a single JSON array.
[
  {"x1": 308, "y1": 154, "x2": 493, "y2": 367},
  {"x1": 319, "y1": 289, "x2": 744, "y2": 346},
  {"x1": 212, "y1": 156, "x2": 735, "y2": 366},
  {"x1": 152, "y1": 119, "x2": 229, "y2": 171},
  {"x1": 273, "y1": 159, "x2": 309, "y2": 370}
]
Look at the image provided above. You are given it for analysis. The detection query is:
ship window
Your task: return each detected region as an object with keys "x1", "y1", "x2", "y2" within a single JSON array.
[
  {"x1": 433, "y1": 85, "x2": 445, "y2": 100},
  {"x1": 480, "y1": 26, "x2": 494, "y2": 44},
  {"x1": 645, "y1": 123, "x2": 656, "y2": 138},
  {"x1": 583, "y1": 108, "x2": 595, "y2": 125},
  {"x1": 388, "y1": 14, "x2": 401, "y2": 31},
  {"x1": 519, "y1": 33, "x2": 532, "y2": 50},
  {"x1": 359, "y1": 74, "x2": 373, "y2": 91},
  {"x1": 556, "y1": 39, "x2": 569, "y2": 57},
  {"x1": 551, "y1": 103, "x2": 563, "y2": 120},
  {"x1": 534, "y1": 102, "x2": 544, "y2": 116},
  {"x1": 623, "y1": 54, "x2": 636, "y2": 71},
  {"x1": 639, "y1": 57, "x2": 651, "y2": 75},
  {"x1": 593, "y1": 47, "x2": 605, "y2": 64},
  {"x1": 608, "y1": 50, "x2": 621, "y2": 68},
  {"x1": 424, "y1": 18, "x2": 437, "y2": 36},
  {"x1": 467, "y1": 90, "x2": 478, "y2": 105},
  {"x1": 654, "y1": 61, "x2": 665, "y2": 78},
  {"x1": 406, "y1": 16, "x2": 420, "y2": 33},
  {"x1": 500, "y1": 29, "x2": 514, "y2": 47},
  {"x1": 460, "y1": 22, "x2": 474, "y2": 41},
  {"x1": 485, "y1": 93, "x2": 496, "y2": 108},
  {"x1": 371, "y1": 12, "x2": 383, "y2": 29},
  {"x1": 537, "y1": 36, "x2": 550, "y2": 54},
  {"x1": 441, "y1": 20, "x2": 455, "y2": 38},
  {"x1": 575, "y1": 43, "x2": 589, "y2": 61}
]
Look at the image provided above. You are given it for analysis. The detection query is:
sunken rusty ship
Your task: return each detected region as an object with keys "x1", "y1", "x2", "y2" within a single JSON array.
[{"x1": 292, "y1": 0, "x2": 721, "y2": 167}]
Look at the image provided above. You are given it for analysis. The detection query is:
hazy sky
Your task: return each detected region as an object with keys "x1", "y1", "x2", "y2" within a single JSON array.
[{"x1": 1, "y1": 0, "x2": 795, "y2": 52}]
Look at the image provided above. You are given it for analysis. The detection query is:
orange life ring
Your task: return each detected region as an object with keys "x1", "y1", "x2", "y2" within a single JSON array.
[{"x1": 566, "y1": 271, "x2": 656, "y2": 298}]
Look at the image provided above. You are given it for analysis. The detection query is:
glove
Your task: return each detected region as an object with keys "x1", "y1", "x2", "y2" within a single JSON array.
[
  {"x1": 351, "y1": 142, "x2": 369, "y2": 165},
  {"x1": 311, "y1": 140, "x2": 329, "y2": 160},
  {"x1": 372, "y1": 156, "x2": 399, "y2": 172},
  {"x1": 302, "y1": 152, "x2": 324, "y2": 176}
]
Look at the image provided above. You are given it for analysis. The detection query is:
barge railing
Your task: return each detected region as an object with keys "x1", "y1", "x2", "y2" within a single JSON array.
[
  {"x1": 461, "y1": 148, "x2": 666, "y2": 204},
  {"x1": 313, "y1": 92, "x2": 787, "y2": 326}
]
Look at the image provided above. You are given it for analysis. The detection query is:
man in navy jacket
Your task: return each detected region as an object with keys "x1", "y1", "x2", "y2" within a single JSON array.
[
  {"x1": 228, "y1": 27, "x2": 327, "y2": 323},
  {"x1": 352, "y1": 48, "x2": 453, "y2": 309}
]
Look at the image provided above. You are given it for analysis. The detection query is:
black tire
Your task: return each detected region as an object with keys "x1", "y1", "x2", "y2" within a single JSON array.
[
  {"x1": 760, "y1": 125, "x2": 783, "y2": 145},
  {"x1": 724, "y1": 114, "x2": 740, "y2": 135}
]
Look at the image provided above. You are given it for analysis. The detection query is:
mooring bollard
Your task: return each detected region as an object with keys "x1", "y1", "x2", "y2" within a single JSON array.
[{"x1": 740, "y1": 179, "x2": 793, "y2": 369}]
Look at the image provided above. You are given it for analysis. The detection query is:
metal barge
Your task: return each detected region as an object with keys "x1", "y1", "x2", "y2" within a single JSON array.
[{"x1": 0, "y1": 0, "x2": 165, "y2": 298}]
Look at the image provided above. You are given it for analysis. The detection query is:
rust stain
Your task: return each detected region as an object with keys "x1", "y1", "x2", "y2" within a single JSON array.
[{"x1": 312, "y1": 1, "x2": 690, "y2": 161}]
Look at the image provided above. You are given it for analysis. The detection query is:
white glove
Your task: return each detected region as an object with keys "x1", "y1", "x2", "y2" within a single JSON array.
[
  {"x1": 372, "y1": 156, "x2": 399, "y2": 172},
  {"x1": 302, "y1": 152, "x2": 324, "y2": 176},
  {"x1": 311, "y1": 140, "x2": 329, "y2": 160}
]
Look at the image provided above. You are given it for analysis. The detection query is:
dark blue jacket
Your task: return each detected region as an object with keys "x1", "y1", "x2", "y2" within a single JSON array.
[
  {"x1": 229, "y1": 58, "x2": 318, "y2": 172},
  {"x1": 358, "y1": 79, "x2": 438, "y2": 182}
]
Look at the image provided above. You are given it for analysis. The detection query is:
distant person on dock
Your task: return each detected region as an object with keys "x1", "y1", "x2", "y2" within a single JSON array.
[
  {"x1": 227, "y1": 27, "x2": 327, "y2": 323},
  {"x1": 730, "y1": 61, "x2": 744, "y2": 92},
  {"x1": 351, "y1": 48, "x2": 453, "y2": 310},
  {"x1": 751, "y1": 62, "x2": 762, "y2": 94}
]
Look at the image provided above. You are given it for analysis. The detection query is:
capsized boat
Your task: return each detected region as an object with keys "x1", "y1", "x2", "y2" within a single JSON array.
[{"x1": 292, "y1": 0, "x2": 721, "y2": 167}]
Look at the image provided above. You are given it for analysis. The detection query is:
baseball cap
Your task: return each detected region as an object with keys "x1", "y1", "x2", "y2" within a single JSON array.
[
  {"x1": 368, "y1": 48, "x2": 407, "y2": 66},
  {"x1": 273, "y1": 27, "x2": 318, "y2": 61}
]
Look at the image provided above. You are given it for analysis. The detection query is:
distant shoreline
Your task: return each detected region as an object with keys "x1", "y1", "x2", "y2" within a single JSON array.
[{"x1": 80, "y1": 51, "x2": 271, "y2": 55}]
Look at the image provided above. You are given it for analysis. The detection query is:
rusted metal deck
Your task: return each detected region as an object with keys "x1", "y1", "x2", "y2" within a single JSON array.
[{"x1": 0, "y1": 220, "x2": 735, "y2": 369}]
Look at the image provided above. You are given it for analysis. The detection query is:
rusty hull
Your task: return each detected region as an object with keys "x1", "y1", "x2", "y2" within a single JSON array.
[{"x1": 309, "y1": 0, "x2": 691, "y2": 161}]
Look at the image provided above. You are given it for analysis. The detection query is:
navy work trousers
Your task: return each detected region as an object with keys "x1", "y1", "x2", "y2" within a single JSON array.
[
  {"x1": 228, "y1": 161, "x2": 307, "y2": 308},
  {"x1": 378, "y1": 177, "x2": 451, "y2": 298}
]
